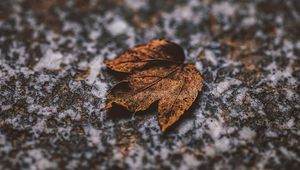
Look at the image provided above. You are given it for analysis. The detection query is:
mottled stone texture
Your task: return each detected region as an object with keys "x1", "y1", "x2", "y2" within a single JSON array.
[{"x1": 0, "y1": 0, "x2": 300, "y2": 170}]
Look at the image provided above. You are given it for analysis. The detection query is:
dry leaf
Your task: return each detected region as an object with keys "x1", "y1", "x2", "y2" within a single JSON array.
[
  {"x1": 104, "y1": 39, "x2": 203, "y2": 132},
  {"x1": 74, "y1": 68, "x2": 91, "y2": 81},
  {"x1": 104, "y1": 39, "x2": 185, "y2": 73}
]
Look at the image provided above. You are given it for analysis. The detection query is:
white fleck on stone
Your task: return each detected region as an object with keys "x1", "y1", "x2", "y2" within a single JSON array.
[
  {"x1": 203, "y1": 145, "x2": 216, "y2": 157},
  {"x1": 0, "y1": 134, "x2": 6, "y2": 145},
  {"x1": 34, "y1": 49, "x2": 63, "y2": 71},
  {"x1": 125, "y1": 146, "x2": 145, "y2": 170},
  {"x1": 215, "y1": 137, "x2": 231, "y2": 152},
  {"x1": 195, "y1": 61, "x2": 203, "y2": 72},
  {"x1": 283, "y1": 40, "x2": 294, "y2": 52},
  {"x1": 173, "y1": 6, "x2": 194, "y2": 21},
  {"x1": 177, "y1": 119, "x2": 194, "y2": 136},
  {"x1": 1, "y1": 105, "x2": 12, "y2": 111},
  {"x1": 239, "y1": 127, "x2": 256, "y2": 141},
  {"x1": 206, "y1": 118, "x2": 223, "y2": 139},
  {"x1": 296, "y1": 41, "x2": 300, "y2": 49},
  {"x1": 107, "y1": 18, "x2": 128, "y2": 36},
  {"x1": 213, "y1": 78, "x2": 241, "y2": 97},
  {"x1": 279, "y1": 147, "x2": 300, "y2": 161},
  {"x1": 212, "y1": 2, "x2": 236, "y2": 17},
  {"x1": 31, "y1": 119, "x2": 47, "y2": 135},
  {"x1": 286, "y1": 118, "x2": 295, "y2": 128},
  {"x1": 265, "y1": 131, "x2": 278, "y2": 138},
  {"x1": 66, "y1": 160, "x2": 79, "y2": 170},
  {"x1": 205, "y1": 50, "x2": 218, "y2": 66},
  {"x1": 235, "y1": 88, "x2": 247, "y2": 104},
  {"x1": 125, "y1": 0, "x2": 147, "y2": 10},
  {"x1": 86, "y1": 55, "x2": 105, "y2": 85},
  {"x1": 242, "y1": 17, "x2": 256, "y2": 27},
  {"x1": 89, "y1": 30, "x2": 102, "y2": 40},
  {"x1": 265, "y1": 61, "x2": 295, "y2": 85},
  {"x1": 58, "y1": 126, "x2": 72, "y2": 139},
  {"x1": 27, "y1": 149, "x2": 57, "y2": 170},
  {"x1": 84, "y1": 126, "x2": 103, "y2": 150},
  {"x1": 62, "y1": 21, "x2": 82, "y2": 34},
  {"x1": 59, "y1": 109, "x2": 81, "y2": 121},
  {"x1": 91, "y1": 81, "x2": 108, "y2": 99},
  {"x1": 285, "y1": 88, "x2": 296, "y2": 100},
  {"x1": 183, "y1": 154, "x2": 201, "y2": 167},
  {"x1": 160, "y1": 147, "x2": 169, "y2": 160}
]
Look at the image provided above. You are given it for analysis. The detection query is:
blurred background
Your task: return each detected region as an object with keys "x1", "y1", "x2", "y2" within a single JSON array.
[{"x1": 0, "y1": 0, "x2": 300, "y2": 169}]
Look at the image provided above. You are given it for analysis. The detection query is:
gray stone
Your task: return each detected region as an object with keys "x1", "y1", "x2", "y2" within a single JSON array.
[{"x1": 0, "y1": 0, "x2": 300, "y2": 169}]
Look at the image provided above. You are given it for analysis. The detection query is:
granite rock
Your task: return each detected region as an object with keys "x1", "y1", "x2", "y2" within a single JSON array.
[{"x1": 0, "y1": 0, "x2": 300, "y2": 169}]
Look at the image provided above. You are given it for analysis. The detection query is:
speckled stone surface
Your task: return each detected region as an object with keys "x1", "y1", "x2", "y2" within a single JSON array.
[{"x1": 0, "y1": 0, "x2": 300, "y2": 169}]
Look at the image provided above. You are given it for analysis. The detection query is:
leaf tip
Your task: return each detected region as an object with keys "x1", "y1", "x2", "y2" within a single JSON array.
[
  {"x1": 159, "y1": 119, "x2": 173, "y2": 132},
  {"x1": 161, "y1": 125, "x2": 168, "y2": 132}
]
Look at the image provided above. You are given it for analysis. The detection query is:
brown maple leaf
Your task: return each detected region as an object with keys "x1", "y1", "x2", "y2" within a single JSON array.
[
  {"x1": 74, "y1": 68, "x2": 91, "y2": 81},
  {"x1": 104, "y1": 39, "x2": 185, "y2": 73},
  {"x1": 104, "y1": 39, "x2": 203, "y2": 132}
]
